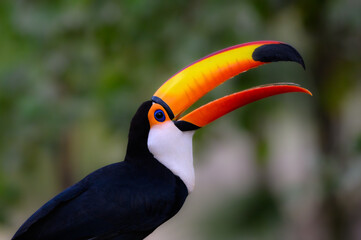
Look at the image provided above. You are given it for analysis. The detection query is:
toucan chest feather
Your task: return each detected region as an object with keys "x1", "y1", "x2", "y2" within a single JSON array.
[{"x1": 147, "y1": 121, "x2": 195, "y2": 193}]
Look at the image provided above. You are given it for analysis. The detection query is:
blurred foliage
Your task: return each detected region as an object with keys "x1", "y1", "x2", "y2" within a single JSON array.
[
  {"x1": 0, "y1": 173, "x2": 20, "y2": 224},
  {"x1": 202, "y1": 186, "x2": 281, "y2": 240},
  {"x1": 0, "y1": 0, "x2": 361, "y2": 239}
]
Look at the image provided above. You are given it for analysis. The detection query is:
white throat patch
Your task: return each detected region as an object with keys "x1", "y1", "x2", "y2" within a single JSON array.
[{"x1": 147, "y1": 121, "x2": 195, "y2": 193}]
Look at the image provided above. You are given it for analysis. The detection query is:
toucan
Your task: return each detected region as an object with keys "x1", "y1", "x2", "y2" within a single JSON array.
[{"x1": 12, "y1": 41, "x2": 311, "y2": 240}]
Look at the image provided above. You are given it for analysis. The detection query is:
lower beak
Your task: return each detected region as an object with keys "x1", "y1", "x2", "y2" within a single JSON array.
[{"x1": 174, "y1": 84, "x2": 311, "y2": 131}]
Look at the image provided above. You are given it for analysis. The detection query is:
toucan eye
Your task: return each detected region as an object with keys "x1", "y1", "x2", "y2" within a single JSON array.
[{"x1": 154, "y1": 109, "x2": 166, "y2": 122}]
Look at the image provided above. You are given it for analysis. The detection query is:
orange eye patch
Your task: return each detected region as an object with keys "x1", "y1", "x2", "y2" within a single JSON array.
[{"x1": 148, "y1": 103, "x2": 171, "y2": 128}]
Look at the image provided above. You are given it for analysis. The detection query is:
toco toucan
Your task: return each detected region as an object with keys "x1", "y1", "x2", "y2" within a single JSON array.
[{"x1": 12, "y1": 41, "x2": 311, "y2": 240}]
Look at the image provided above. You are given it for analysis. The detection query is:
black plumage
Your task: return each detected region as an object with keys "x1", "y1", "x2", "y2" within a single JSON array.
[{"x1": 13, "y1": 101, "x2": 188, "y2": 240}]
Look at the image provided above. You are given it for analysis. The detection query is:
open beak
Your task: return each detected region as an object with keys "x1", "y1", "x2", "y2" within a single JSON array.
[{"x1": 152, "y1": 41, "x2": 312, "y2": 131}]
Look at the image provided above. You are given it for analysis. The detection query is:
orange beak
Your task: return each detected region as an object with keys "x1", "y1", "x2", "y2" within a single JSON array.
[{"x1": 152, "y1": 41, "x2": 311, "y2": 131}]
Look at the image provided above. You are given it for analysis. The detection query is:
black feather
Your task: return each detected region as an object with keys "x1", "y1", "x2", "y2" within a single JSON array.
[{"x1": 12, "y1": 101, "x2": 188, "y2": 240}]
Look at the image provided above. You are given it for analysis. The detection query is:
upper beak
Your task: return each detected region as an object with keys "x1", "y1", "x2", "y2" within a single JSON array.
[{"x1": 152, "y1": 41, "x2": 311, "y2": 131}]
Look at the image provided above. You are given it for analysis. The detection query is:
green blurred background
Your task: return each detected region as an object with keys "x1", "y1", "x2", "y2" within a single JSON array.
[{"x1": 0, "y1": 0, "x2": 360, "y2": 239}]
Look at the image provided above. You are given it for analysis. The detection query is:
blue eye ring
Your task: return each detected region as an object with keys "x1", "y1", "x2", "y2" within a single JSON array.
[{"x1": 154, "y1": 109, "x2": 166, "y2": 122}]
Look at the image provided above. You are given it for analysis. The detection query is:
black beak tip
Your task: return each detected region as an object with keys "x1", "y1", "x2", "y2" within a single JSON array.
[{"x1": 252, "y1": 43, "x2": 306, "y2": 70}]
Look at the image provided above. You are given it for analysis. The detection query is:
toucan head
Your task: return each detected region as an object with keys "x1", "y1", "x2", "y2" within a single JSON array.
[{"x1": 129, "y1": 41, "x2": 311, "y2": 192}]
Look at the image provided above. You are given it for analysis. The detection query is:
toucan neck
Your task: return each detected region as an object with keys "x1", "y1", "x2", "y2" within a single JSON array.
[
  {"x1": 124, "y1": 101, "x2": 154, "y2": 165},
  {"x1": 125, "y1": 129, "x2": 154, "y2": 165}
]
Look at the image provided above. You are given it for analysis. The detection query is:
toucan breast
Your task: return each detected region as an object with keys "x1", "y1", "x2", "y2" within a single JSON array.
[{"x1": 147, "y1": 121, "x2": 195, "y2": 193}]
